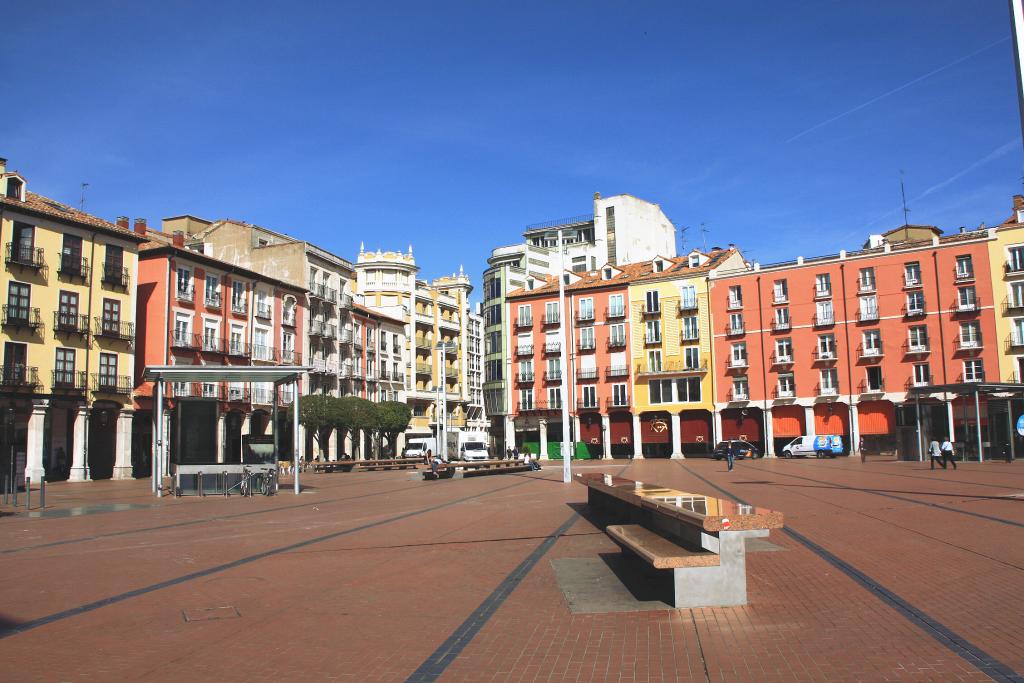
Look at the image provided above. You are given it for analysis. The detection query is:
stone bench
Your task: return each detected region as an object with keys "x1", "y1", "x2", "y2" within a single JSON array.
[{"x1": 577, "y1": 472, "x2": 783, "y2": 609}]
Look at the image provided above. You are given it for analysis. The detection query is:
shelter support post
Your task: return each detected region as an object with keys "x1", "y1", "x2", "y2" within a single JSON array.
[
  {"x1": 293, "y1": 379, "x2": 300, "y2": 494},
  {"x1": 914, "y1": 394, "x2": 923, "y2": 462},
  {"x1": 975, "y1": 388, "x2": 984, "y2": 463}
]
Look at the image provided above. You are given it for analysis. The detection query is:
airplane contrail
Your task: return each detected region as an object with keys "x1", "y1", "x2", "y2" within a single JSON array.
[{"x1": 786, "y1": 36, "x2": 1010, "y2": 144}]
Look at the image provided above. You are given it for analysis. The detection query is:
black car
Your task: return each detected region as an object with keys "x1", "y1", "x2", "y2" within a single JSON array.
[{"x1": 711, "y1": 440, "x2": 762, "y2": 460}]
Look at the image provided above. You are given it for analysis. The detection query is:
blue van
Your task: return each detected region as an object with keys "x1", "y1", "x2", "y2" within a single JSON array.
[{"x1": 780, "y1": 435, "x2": 844, "y2": 458}]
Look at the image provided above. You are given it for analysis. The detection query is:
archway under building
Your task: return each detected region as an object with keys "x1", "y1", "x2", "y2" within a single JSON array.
[
  {"x1": 721, "y1": 407, "x2": 765, "y2": 456},
  {"x1": 814, "y1": 402, "x2": 851, "y2": 455},
  {"x1": 87, "y1": 403, "x2": 120, "y2": 479},
  {"x1": 640, "y1": 411, "x2": 671, "y2": 458},
  {"x1": 681, "y1": 410, "x2": 712, "y2": 457},
  {"x1": 857, "y1": 400, "x2": 896, "y2": 457},
  {"x1": 771, "y1": 404, "x2": 804, "y2": 456},
  {"x1": 225, "y1": 410, "x2": 244, "y2": 464},
  {"x1": 578, "y1": 411, "x2": 602, "y2": 459},
  {"x1": 608, "y1": 412, "x2": 632, "y2": 457}
]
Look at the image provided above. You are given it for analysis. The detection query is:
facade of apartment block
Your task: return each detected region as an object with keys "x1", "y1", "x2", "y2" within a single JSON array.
[
  {"x1": 990, "y1": 196, "x2": 1024, "y2": 383},
  {"x1": 710, "y1": 225, "x2": 1000, "y2": 458},
  {"x1": 483, "y1": 192, "x2": 678, "y2": 449},
  {"x1": 0, "y1": 159, "x2": 145, "y2": 482},
  {"x1": 133, "y1": 233, "x2": 306, "y2": 466}
]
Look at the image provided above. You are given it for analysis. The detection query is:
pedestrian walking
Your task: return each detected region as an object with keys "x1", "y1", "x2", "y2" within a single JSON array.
[
  {"x1": 725, "y1": 443, "x2": 735, "y2": 472},
  {"x1": 928, "y1": 439, "x2": 943, "y2": 470},
  {"x1": 940, "y1": 437, "x2": 957, "y2": 470}
]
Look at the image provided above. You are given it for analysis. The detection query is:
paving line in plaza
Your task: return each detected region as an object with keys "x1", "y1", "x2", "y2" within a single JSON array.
[
  {"x1": 780, "y1": 458, "x2": 1024, "y2": 493},
  {"x1": 0, "y1": 474, "x2": 417, "y2": 556},
  {"x1": 0, "y1": 477, "x2": 536, "y2": 641},
  {"x1": 677, "y1": 462, "x2": 1024, "y2": 683},
  {"x1": 744, "y1": 462, "x2": 1024, "y2": 530}
]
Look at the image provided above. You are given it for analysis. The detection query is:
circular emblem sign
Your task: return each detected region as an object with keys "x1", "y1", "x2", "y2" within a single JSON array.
[{"x1": 651, "y1": 419, "x2": 668, "y2": 433}]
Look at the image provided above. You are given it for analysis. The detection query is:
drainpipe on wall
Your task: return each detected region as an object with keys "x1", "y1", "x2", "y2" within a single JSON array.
[
  {"x1": 754, "y1": 275, "x2": 770, "y2": 455},
  {"x1": 839, "y1": 263, "x2": 856, "y2": 455}
]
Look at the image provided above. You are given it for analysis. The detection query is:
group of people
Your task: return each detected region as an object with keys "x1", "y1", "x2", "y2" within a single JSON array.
[
  {"x1": 928, "y1": 437, "x2": 958, "y2": 470},
  {"x1": 505, "y1": 445, "x2": 541, "y2": 470}
]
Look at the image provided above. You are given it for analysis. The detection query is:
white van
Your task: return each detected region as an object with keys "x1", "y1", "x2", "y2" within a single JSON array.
[
  {"x1": 456, "y1": 431, "x2": 490, "y2": 461},
  {"x1": 780, "y1": 435, "x2": 843, "y2": 458},
  {"x1": 404, "y1": 438, "x2": 437, "y2": 459}
]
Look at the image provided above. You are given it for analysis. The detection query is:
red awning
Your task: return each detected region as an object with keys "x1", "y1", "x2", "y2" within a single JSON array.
[
  {"x1": 609, "y1": 413, "x2": 632, "y2": 446},
  {"x1": 641, "y1": 413, "x2": 671, "y2": 443},
  {"x1": 857, "y1": 401, "x2": 894, "y2": 435},
  {"x1": 680, "y1": 411, "x2": 711, "y2": 443},
  {"x1": 578, "y1": 414, "x2": 602, "y2": 444},
  {"x1": 772, "y1": 405, "x2": 804, "y2": 438},
  {"x1": 814, "y1": 403, "x2": 849, "y2": 435},
  {"x1": 721, "y1": 409, "x2": 762, "y2": 442}
]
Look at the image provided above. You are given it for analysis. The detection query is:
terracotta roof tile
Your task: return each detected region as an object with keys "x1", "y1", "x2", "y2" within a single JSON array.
[
  {"x1": 0, "y1": 191, "x2": 145, "y2": 242},
  {"x1": 352, "y1": 302, "x2": 405, "y2": 325}
]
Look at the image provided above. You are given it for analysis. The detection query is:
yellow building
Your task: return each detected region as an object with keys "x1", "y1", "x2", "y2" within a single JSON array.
[
  {"x1": 991, "y1": 195, "x2": 1024, "y2": 382},
  {"x1": 628, "y1": 250, "x2": 742, "y2": 457},
  {"x1": 0, "y1": 158, "x2": 144, "y2": 482}
]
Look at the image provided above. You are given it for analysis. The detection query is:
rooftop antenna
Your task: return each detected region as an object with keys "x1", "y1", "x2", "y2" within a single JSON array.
[
  {"x1": 899, "y1": 171, "x2": 910, "y2": 227},
  {"x1": 699, "y1": 222, "x2": 709, "y2": 252},
  {"x1": 678, "y1": 225, "x2": 690, "y2": 255},
  {"x1": 80, "y1": 182, "x2": 90, "y2": 211}
]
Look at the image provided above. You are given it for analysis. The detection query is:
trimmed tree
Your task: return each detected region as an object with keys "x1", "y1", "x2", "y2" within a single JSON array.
[
  {"x1": 376, "y1": 401, "x2": 412, "y2": 457},
  {"x1": 292, "y1": 394, "x2": 337, "y2": 460},
  {"x1": 333, "y1": 395, "x2": 359, "y2": 459}
]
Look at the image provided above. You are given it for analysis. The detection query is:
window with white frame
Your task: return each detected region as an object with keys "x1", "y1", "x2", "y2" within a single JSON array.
[
  {"x1": 728, "y1": 285, "x2": 742, "y2": 308},
  {"x1": 1013, "y1": 318, "x2": 1024, "y2": 346},
  {"x1": 174, "y1": 312, "x2": 191, "y2": 345},
  {"x1": 645, "y1": 320, "x2": 661, "y2": 344},
  {"x1": 578, "y1": 297, "x2": 594, "y2": 320},
  {"x1": 816, "y1": 300, "x2": 834, "y2": 324},
  {"x1": 204, "y1": 275, "x2": 219, "y2": 305},
  {"x1": 231, "y1": 281, "x2": 246, "y2": 311},
  {"x1": 862, "y1": 329, "x2": 882, "y2": 356},
  {"x1": 546, "y1": 357, "x2": 561, "y2": 380},
  {"x1": 676, "y1": 377, "x2": 700, "y2": 402},
  {"x1": 958, "y1": 286, "x2": 976, "y2": 310},
  {"x1": 580, "y1": 385, "x2": 597, "y2": 408},
  {"x1": 778, "y1": 373, "x2": 795, "y2": 397},
  {"x1": 819, "y1": 368, "x2": 838, "y2": 394},
  {"x1": 859, "y1": 267, "x2": 875, "y2": 291},
  {"x1": 1011, "y1": 282, "x2": 1024, "y2": 309},
  {"x1": 729, "y1": 312, "x2": 744, "y2": 333},
  {"x1": 517, "y1": 304, "x2": 532, "y2": 326},
  {"x1": 645, "y1": 290, "x2": 660, "y2": 313},
  {"x1": 815, "y1": 273, "x2": 831, "y2": 297},
  {"x1": 913, "y1": 363, "x2": 930, "y2": 386},
  {"x1": 732, "y1": 376, "x2": 749, "y2": 400},
  {"x1": 519, "y1": 359, "x2": 534, "y2": 380},
  {"x1": 1010, "y1": 246, "x2": 1024, "y2": 272},
  {"x1": 519, "y1": 388, "x2": 533, "y2": 410},
  {"x1": 959, "y1": 321, "x2": 980, "y2": 348},
  {"x1": 773, "y1": 279, "x2": 788, "y2": 302},
  {"x1": 774, "y1": 307, "x2": 790, "y2": 328},
  {"x1": 647, "y1": 349, "x2": 662, "y2": 372},
  {"x1": 904, "y1": 261, "x2": 921, "y2": 286},
  {"x1": 909, "y1": 325, "x2": 929, "y2": 350},
  {"x1": 229, "y1": 324, "x2": 244, "y2": 355},
  {"x1": 579, "y1": 326, "x2": 595, "y2": 349},
  {"x1": 203, "y1": 320, "x2": 218, "y2": 350},
  {"x1": 609, "y1": 323, "x2": 625, "y2": 346},
  {"x1": 650, "y1": 379, "x2": 674, "y2": 404},
  {"x1": 906, "y1": 291, "x2": 925, "y2": 314},
  {"x1": 608, "y1": 293, "x2": 625, "y2": 317},
  {"x1": 963, "y1": 359, "x2": 984, "y2": 382},
  {"x1": 683, "y1": 346, "x2": 701, "y2": 370},
  {"x1": 176, "y1": 267, "x2": 192, "y2": 297},
  {"x1": 818, "y1": 334, "x2": 835, "y2": 358},
  {"x1": 860, "y1": 295, "x2": 878, "y2": 319},
  {"x1": 547, "y1": 386, "x2": 562, "y2": 408},
  {"x1": 775, "y1": 338, "x2": 792, "y2": 362},
  {"x1": 544, "y1": 301, "x2": 559, "y2": 323},
  {"x1": 612, "y1": 383, "x2": 628, "y2": 406},
  {"x1": 865, "y1": 366, "x2": 883, "y2": 392},
  {"x1": 955, "y1": 255, "x2": 974, "y2": 279},
  {"x1": 679, "y1": 284, "x2": 697, "y2": 309},
  {"x1": 730, "y1": 342, "x2": 747, "y2": 367},
  {"x1": 681, "y1": 316, "x2": 698, "y2": 340}
]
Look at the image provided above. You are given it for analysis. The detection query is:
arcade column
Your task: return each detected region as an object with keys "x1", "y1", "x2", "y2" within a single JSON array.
[
  {"x1": 113, "y1": 409, "x2": 134, "y2": 479},
  {"x1": 670, "y1": 412, "x2": 683, "y2": 459},
  {"x1": 24, "y1": 401, "x2": 48, "y2": 482},
  {"x1": 601, "y1": 414, "x2": 612, "y2": 460},
  {"x1": 69, "y1": 405, "x2": 90, "y2": 482},
  {"x1": 504, "y1": 416, "x2": 515, "y2": 451},
  {"x1": 631, "y1": 414, "x2": 643, "y2": 459},
  {"x1": 763, "y1": 407, "x2": 775, "y2": 457},
  {"x1": 216, "y1": 412, "x2": 226, "y2": 465},
  {"x1": 539, "y1": 418, "x2": 548, "y2": 460},
  {"x1": 849, "y1": 403, "x2": 860, "y2": 456}
]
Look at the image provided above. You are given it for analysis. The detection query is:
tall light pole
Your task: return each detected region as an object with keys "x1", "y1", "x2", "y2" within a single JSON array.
[
  {"x1": 435, "y1": 341, "x2": 454, "y2": 460},
  {"x1": 554, "y1": 229, "x2": 572, "y2": 484}
]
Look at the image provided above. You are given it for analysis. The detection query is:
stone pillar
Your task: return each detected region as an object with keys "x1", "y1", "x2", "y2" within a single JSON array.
[
  {"x1": 670, "y1": 412, "x2": 683, "y2": 459},
  {"x1": 69, "y1": 405, "x2": 90, "y2": 482},
  {"x1": 504, "y1": 415, "x2": 515, "y2": 451},
  {"x1": 163, "y1": 411, "x2": 172, "y2": 476},
  {"x1": 631, "y1": 413, "x2": 643, "y2": 459},
  {"x1": 572, "y1": 415, "x2": 581, "y2": 456},
  {"x1": 328, "y1": 428, "x2": 338, "y2": 461},
  {"x1": 113, "y1": 409, "x2": 134, "y2": 479},
  {"x1": 601, "y1": 414, "x2": 612, "y2": 459},
  {"x1": 803, "y1": 405, "x2": 814, "y2": 435},
  {"x1": 945, "y1": 399, "x2": 956, "y2": 443},
  {"x1": 763, "y1": 407, "x2": 775, "y2": 457},
  {"x1": 538, "y1": 419, "x2": 548, "y2": 460},
  {"x1": 241, "y1": 412, "x2": 252, "y2": 436},
  {"x1": 216, "y1": 412, "x2": 226, "y2": 464},
  {"x1": 848, "y1": 402, "x2": 860, "y2": 456},
  {"x1": 712, "y1": 410, "x2": 723, "y2": 444},
  {"x1": 24, "y1": 401, "x2": 48, "y2": 483}
]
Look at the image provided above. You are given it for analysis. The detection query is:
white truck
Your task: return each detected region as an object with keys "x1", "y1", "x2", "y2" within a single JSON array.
[
  {"x1": 403, "y1": 437, "x2": 437, "y2": 459},
  {"x1": 453, "y1": 431, "x2": 490, "y2": 461}
]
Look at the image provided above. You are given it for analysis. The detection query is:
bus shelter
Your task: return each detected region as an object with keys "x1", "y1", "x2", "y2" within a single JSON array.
[
  {"x1": 142, "y1": 365, "x2": 310, "y2": 497},
  {"x1": 907, "y1": 382, "x2": 1024, "y2": 462}
]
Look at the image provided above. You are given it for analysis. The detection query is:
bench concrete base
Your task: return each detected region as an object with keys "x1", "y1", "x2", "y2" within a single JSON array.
[{"x1": 670, "y1": 529, "x2": 767, "y2": 608}]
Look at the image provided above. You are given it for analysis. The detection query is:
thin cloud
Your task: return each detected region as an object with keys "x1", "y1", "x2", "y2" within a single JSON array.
[{"x1": 785, "y1": 36, "x2": 1010, "y2": 144}]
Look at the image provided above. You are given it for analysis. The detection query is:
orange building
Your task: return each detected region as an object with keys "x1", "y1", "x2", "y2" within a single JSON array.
[
  {"x1": 133, "y1": 230, "x2": 306, "y2": 466},
  {"x1": 710, "y1": 225, "x2": 999, "y2": 458}
]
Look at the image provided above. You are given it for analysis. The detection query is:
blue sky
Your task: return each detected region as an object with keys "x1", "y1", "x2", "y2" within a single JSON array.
[{"x1": 6, "y1": 1, "x2": 1023, "y2": 295}]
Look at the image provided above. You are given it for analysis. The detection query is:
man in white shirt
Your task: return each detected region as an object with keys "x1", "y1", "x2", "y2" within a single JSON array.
[{"x1": 939, "y1": 437, "x2": 957, "y2": 470}]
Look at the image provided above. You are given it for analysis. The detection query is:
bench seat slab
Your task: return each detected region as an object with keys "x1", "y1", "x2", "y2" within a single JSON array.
[{"x1": 607, "y1": 525, "x2": 720, "y2": 570}]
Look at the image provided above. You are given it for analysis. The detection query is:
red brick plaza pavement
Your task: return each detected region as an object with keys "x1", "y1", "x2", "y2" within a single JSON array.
[{"x1": 1, "y1": 457, "x2": 1023, "y2": 682}]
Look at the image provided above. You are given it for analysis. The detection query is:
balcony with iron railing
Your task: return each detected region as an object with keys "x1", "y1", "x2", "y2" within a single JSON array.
[
  {"x1": 576, "y1": 309, "x2": 595, "y2": 322},
  {"x1": 51, "y1": 370, "x2": 87, "y2": 391},
  {"x1": 771, "y1": 319, "x2": 790, "y2": 332},
  {"x1": 726, "y1": 323, "x2": 745, "y2": 336},
  {"x1": 231, "y1": 298, "x2": 247, "y2": 315},
  {"x1": 773, "y1": 386, "x2": 796, "y2": 399},
  {"x1": 1005, "y1": 260, "x2": 1024, "y2": 276},
  {"x1": 227, "y1": 340, "x2": 251, "y2": 357},
  {"x1": 102, "y1": 264, "x2": 129, "y2": 289},
  {"x1": 607, "y1": 337, "x2": 627, "y2": 349},
  {"x1": 255, "y1": 302, "x2": 272, "y2": 319},
  {"x1": 578, "y1": 338, "x2": 596, "y2": 352},
  {"x1": 2, "y1": 306, "x2": 42, "y2": 330},
  {"x1": 204, "y1": 292, "x2": 222, "y2": 309},
  {"x1": 813, "y1": 348, "x2": 838, "y2": 362},
  {"x1": 641, "y1": 303, "x2": 661, "y2": 316},
  {"x1": 171, "y1": 332, "x2": 198, "y2": 350},
  {"x1": 858, "y1": 380, "x2": 885, "y2": 395},
  {"x1": 727, "y1": 298, "x2": 743, "y2": 311},
  {"x1": 515, "y1": 315, "x2": 533, "y2": 329},
  {"x1": 281, "y1": 349, "x2": 301, "y2": 364},
  {"x1": 1, "y1": 365, "x2": 39, "y2": 388},
  {"x1": 58, "y1": 255, "x2": 89, "y2": 280},
  {"x1": 544, "y1": 341, "x2": 561, "y2": 354},
  {"x1": 251, "y1": 388, "x2": 274, "y2": 404},
  {"x1": 902, "y1": 304, "x2": 926, "y2": 318},
  {"x1": 5, "y1": 243, "x2": 44, "y2": 270},
  {"x1": 728, "y1": 356, "x2": 748, "y2": 370},
  {"x1": 515, "y1": 343, "x2": 533, "y2": 356},
  {"x1": 445, "y1": 366, "x2": 459, "y2": 379},
  {"x1": 954, "y1": 299, "x2": 978, "y2": 314},
  {"x1": 309, "y1": 282, "x2": 337, "y2": 303},
  {"x1": 858, "y1": 343, "x2": 883, "y2": 359},
  {"x1": 679, "y1": 298, "x2": 699, "y2": 312},
  {"x1": 516, "y1": 399, "x2": 562, "y2": 413},
  {"x1": 815, "y1": 383, "x2": 839, "y2": 397},
  {"x1": 905, "y1": 377, "x2": 931, "y2": 390},
  {"x1": 1005, "y1": 335, "x2": 1024, "y2": 352},
  {"x1": 543, "y1": 312, "x2": 560, "y2": 325},
  {"x1": 415, "y1": 362, "x2": 432, "y2": 375},
  {"x1": 605, "y1": 306, "x2": 626, "y2": 320},
  {"x1": 814, "y1": 286, "x2": 832, "y2": 299},
  {"x1": 516, "y1": 371, "x2": 535, "y2": 383},
  {"x1": 858, "y1": 308, "x2": 879, "y2": 322},
  {"x1": 224, "y1": 386, "x2": 250, "y2": 403},
  {"x1": 577, "y1": 367, "x2": 599, "y2": 381},
  {"x1": 957, "y1": 371, "x2": 986, "y2": 383},
  {"x1": 772, "y1": 292, "x2": 789, "y2": 305},
  {"x1": 858, "y1": 279, "x2": 876, "y2": 293},
  {"x1": 252, "y1": 345, "x2": 277, "y2": 362},
  {"x1": 282, "y1": 310, "x2": 296, "y2": 326},
  {"x1": 636, "y1": 359, "x2": 708, "y2": 376},
  {"x1": 576, "y1": 398, "x2": 600, "y2": 411},
  {"x1": 54, "y1": 311, "x2": 89, "y2": 336},
  {"x1": 728, "y1": 388, "x2": 749, "y2": 402},
  {"x1": 954, "y1": 336, "x2": 983, "y2": 352},
  {"x1": 644, "y1": 334, "x2": 661, "y2": 345},
  {"x1": 954, "y1": 267, "x2": 975, "y2": 283},
  {"x1": 902, "y1": 340, "x2": 930, "y2": 355},
  {"x1": 92, "y1": 373, "x2": 132, "y2": 395},
  {"x1": 606, "y1": 365, "x2": 629, "y2": 378},
  {"x1": 338, "y1": 293, "x2": 353, "y2": 308},
  {"x1": 94, "y1": 318, "x2": 135, "y2": 344},
  {"x1": 176, "y1": 286, "x2": 195, "y2": 302},
  {"x1": 543, "y1": 370, "x2": 562, "y2": 382},
  {"x1": 903, "y1": 274, "x2": 922, "y2": 289},
  {"x1": 813, "y1": 312, "x2": 835, "y2": 327},
  {"x1": 771, "y1": 353, "x2": 793, "y2": 366},
  {"x1": 605, "y1": 396, "x2": 630, "y2": 409}
]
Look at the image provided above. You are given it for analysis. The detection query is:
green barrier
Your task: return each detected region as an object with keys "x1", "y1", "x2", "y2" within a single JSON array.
[{"x1": 520, "y1": 441, "x2": 593, "y2": 460}]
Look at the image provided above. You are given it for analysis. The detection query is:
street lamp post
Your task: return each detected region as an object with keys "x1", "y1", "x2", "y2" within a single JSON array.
[
  {"x1": 435, "y1": 342, "x2": 454, "y2": 460},
  {"x1": 554, "y1": 229, "x2": 572, "y2": 484}
]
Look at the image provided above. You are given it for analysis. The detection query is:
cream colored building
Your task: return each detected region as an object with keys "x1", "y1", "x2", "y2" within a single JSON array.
[
  {"x1": 356, "y1": 245, "x2": 484, "y2": 441},
  {"x1": 0, "y1": 157, "x2": 144, "y2": 482}
]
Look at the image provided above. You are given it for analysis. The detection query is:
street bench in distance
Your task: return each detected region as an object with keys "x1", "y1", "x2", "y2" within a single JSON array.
[
  {"x1": 421, "y1": 459, "x2": 529, "y2": 480},
  {"x1": 576, "y1": 472, "x2": 783, "y2": 608}
]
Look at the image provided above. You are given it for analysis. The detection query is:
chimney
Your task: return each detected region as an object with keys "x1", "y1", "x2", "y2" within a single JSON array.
[
  {"x1": 0, "y1": 158, "x2": 6, "y2": 174},
  {"x1": 1014, "y1": 195, "x2": 1024, "y2": 211},
  {"x1": 116, "y1": 216, "x2": 129, "y2": 230},
  {"x1": 172, "y1": 231, "x2": 185, "y2": 248},
  {"x1": 133, "y1": 218, "x2": 147, "y2": 235}
]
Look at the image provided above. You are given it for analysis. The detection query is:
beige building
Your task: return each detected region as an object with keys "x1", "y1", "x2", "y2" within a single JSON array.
[{"x1": 356, "y1": 245, "x2": 485, "y2": 442}]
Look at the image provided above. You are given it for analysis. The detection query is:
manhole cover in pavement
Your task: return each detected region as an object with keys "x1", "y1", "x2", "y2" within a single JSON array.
[{"x1": 182, "y1": 606, "x2": 241, "y2": 623}]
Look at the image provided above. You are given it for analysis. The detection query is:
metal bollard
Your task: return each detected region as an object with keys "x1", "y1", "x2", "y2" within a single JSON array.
[
  {"x1": 1, "y1": 473, "x2": 6, "y2": 505},
  {"x1": 25, "y1": 477, "x2": 30, "y2": 510},
  {"x1": 197, "y1": 471, "x2": 204, "y2": 497},
  {"x1": 222, "y1": 471, "x2": 228, "y2": 497},
  {"x1": 39, "y1": 478, "x2": 45, "y2": 509}
]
